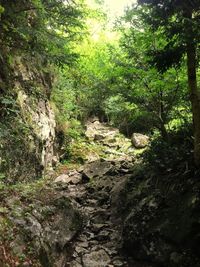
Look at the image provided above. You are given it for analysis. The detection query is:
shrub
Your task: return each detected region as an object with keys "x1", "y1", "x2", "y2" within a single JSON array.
[{"x1": 143, "y1": 123, "x2": 193, "y2": 172}]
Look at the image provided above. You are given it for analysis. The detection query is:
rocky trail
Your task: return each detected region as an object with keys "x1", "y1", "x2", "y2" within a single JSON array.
[
  {"x1": 3, "y1": 118, "x2": 196, "y2": 267},
  {"x1": 54, "y1": 119, "x2": 151, "y2": 267}
]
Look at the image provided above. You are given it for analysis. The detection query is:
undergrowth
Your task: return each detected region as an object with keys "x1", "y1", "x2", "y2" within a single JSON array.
[{"x1": 143, "y1": 124, "x2": 194, "y2": 174}]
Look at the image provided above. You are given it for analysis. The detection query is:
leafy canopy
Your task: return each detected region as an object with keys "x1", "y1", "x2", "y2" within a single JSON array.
[{"x1": 0, "y1": 0, "x2": 86, "y2": 66}]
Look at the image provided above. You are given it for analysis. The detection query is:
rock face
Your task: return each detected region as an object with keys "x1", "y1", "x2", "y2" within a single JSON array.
[
  {"x1": 0, "y1": 55, "x2": 58, "y2": 181},
  {"x1": 18, "y1": 90, "x2": 57, "y2": 172},
  {"x1": 131, "y1": 133, "x2": 149, "y2": 148},
  {"x1": 111, "y1": 165, "x2": 200, "y2": 267},
  {"x1": 3, "y1": 185, "x2": 82, "y2": 267}
]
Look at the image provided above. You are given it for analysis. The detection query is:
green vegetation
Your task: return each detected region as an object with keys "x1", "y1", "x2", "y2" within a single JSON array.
[{"x1": 1, "y1": 0, "x2": 200, "y2": 266}]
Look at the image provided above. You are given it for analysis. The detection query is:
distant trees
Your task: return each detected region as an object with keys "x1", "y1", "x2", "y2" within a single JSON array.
[
  {"x1": 116, "y1": 17, "x2": 186, "y2": 139},
  {"x1": 53, "y1": 3, "x2": 189, "y2": 139}
]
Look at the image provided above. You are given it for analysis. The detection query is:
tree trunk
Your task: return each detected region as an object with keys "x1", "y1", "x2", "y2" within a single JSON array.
[
  {"x1": 159, "y1": 119, "x2": 169, "y2": 141},
  {"x1": 187, "y1": 42, "x2": 200, "y2": 167},
  {"x1": 159, "y1": 89, "x2": 169, "y2": 141}
]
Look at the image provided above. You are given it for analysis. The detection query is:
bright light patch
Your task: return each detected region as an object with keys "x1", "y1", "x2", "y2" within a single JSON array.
[
  {"x1": 87, "y1": 0, "x2": 135, "y2": 20},
  {"x1": 103, "y1": 0, "x2": 135, "y2": 19},
  {"x1": 86, "y1": 0, "x2": 136, "y2": 41}
]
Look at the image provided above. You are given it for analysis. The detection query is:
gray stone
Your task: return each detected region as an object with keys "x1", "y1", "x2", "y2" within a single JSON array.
[
  {"x1": 54, "y1": 174, "x2": 71, "y2": 183},
  {"x1": 54, "y1": 172, "x2": 81, "y2": 185},
  {"x1": 131, "y1": 133, "x2": 149, "y2": 148},
  {"x1": 112, "y1": 259, "x2": 124, "y2": 266},
  {"x1": 9, "y1": 194, "x2": 82, "y2": 266},
  {"x1": 17, "y1": 86, "x2": 57, "y2": 178},
  {"x1": 70, "y1": 260, "x2": 82, "y2": 267},
  {"x1": 85, "y1": 152, "x2": 100, "y2": 163},
  {"x1": 91, "y1": 223, "x2": 107, "y2": 233},
  {"x1": 77, "y1": 241, "x2": 89, "y2": 248},
  {"x1": 110, "y1": 176, "x2": 129, "y2": 220},
  {"x1": 82, "y1": 249, "x2": 110, "y2": 267},
  {"x1": 75, "y1": 246, "x2": 88, "y2": 254},
  {"x1": 82, "y1": 160, "x2": 112, "y2": 180},
  {"x1": 96, "y1": 230, "x2": 111, "y2": 241}
]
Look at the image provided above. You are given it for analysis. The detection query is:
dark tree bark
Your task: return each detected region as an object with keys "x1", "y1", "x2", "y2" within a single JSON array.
[
  {"x1": 184, "y1": 7, "x2": 200, "y2": 167},
  {"x1": 187, "y1": 42, "x2": 200, "y2": 166},
  {"x1": 159, "y1": 89, "x2": 169, "y2": 141}
]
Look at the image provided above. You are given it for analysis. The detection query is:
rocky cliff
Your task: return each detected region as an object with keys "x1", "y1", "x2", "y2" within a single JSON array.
[{"x1": 0, "y1": 53, "x2": 58, "y2": 182}]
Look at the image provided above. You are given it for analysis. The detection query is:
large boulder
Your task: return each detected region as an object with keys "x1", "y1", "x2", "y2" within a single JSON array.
[{"x1": 131, "y1": 133, "x2": 149, "y2": 148}]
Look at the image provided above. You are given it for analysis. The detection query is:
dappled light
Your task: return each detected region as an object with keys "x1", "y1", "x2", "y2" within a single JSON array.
[{"x1": 0, "y1": 0, "x2": 200, "y2": 266}]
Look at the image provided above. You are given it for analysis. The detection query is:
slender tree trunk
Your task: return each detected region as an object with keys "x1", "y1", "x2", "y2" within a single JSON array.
[
  {"x1": 187, "y1": 42, "x2": 200, "y2": 167},
  {"x1": 159, "y1": 119, "x2": 168, "y2": 141},
  {"x1": 159, "y1": 89, "x2": 169, "y2": 141}
]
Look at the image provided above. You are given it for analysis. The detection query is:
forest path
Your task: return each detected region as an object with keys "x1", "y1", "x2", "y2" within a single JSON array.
[{"x1": 56, "y1": 119, "x2": 151, "y2": 267}]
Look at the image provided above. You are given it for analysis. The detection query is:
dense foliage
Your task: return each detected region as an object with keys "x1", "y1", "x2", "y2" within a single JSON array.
[
  {"x1": 136, "y1": 0, "x2": 200, "y2": 165},
  {"x1": 52, "y1": 1, "x2": 193, "y2": 142},
  {"x1": 1, "y1": 0, "x2": 200, "y2": 266},
  {"x1": 0, "y1": 0, "x2": 85, "y2": 65}
]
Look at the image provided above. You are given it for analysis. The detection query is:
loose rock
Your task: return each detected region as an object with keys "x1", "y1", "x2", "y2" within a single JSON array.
[
  {"x1": 131, "y1": 133, "x2": 149, "y2": 148},
  {"x1": 82, "y1": 249, "x2": 110, "y2": 267}
]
